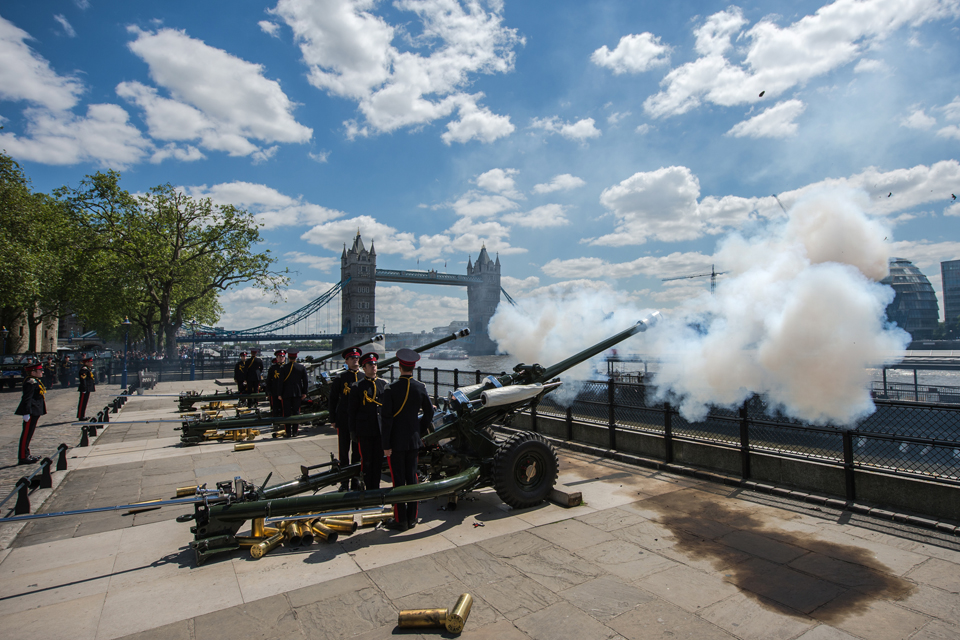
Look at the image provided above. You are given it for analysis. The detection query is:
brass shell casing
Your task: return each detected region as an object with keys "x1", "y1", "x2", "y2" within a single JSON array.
[
  {"x1": 234, "y1": 443, "x2": 255, "y2": 451},
  {"x1": 175, "y1": 486, "x2": 197, "y2": 498},
  {"x1": 235, "y1": 536, "x2": 266, "y2": 548},
  {"x1": 252, "y1": 518, "x2": 266, "y2": 538},
  {"x1": 310, "y1": 521, "x2": 339, "y2": 543},
  {"x1": 320, "y1": 518, "x2": 358, "y2": 533},
  {"x1": 360, "y1": 512, "x2": 394, "y2": 527},
  {"x1": 397, "y1": 608, "x2": 448, "y2": 628},
  {"x1": 445, "y1": 593, "x2": 473, "y2": 634},
  {"x1": 283, "y1": 521, "x2": 303, "y2": 546},
  {"x1": 300, "y1": 525, "x2": 314, "y2": 546},
  {"x1": 250, "y1": 531, "x2": 284, "y2": 559},
  {"x1": 263, "y1": 526, "x2": 280, "y2": 536}
]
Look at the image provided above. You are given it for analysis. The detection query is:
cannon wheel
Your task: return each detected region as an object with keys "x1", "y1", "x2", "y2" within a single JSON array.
[{"x1": 492, "y1": 432, "x2": 558, "y2": 509}]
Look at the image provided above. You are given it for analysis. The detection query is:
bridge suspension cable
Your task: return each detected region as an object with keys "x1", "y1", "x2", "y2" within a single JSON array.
[{"x1": 210, "y1": 279, "x2": 348, "y2": 336}]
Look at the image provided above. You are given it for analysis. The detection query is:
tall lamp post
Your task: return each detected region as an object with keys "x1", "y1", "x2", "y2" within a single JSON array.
[
  {"x1": 121, "y1": 317, "x2": 132, "y2": 389},
  {"x1": 1, "y1": 326, "x2": 8, "y2": 360},
  {"x1": 190, "y1": 320, "x2": 198, "y2": 381}
]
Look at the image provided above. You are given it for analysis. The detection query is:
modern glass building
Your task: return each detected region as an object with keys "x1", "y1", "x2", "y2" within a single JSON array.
[
  {"x1": 881, "y1": 258, "x2": 940, "y2": 340},
  {"x1": 942, "y1": 259, "x2": 960, "y2": 326}
]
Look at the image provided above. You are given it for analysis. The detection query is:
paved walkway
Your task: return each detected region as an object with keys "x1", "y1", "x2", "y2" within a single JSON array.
[{"x1": 1, "y1": 381, "x2": 960, "y2": 640}]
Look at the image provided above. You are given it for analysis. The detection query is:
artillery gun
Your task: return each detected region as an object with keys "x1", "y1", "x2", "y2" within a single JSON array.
[
  {"x1": 175, "y1": 329, "x2": 472, "y2": 445},
  {"x1": 179, "y1": 313, "x2": 659, "y2": 563}
]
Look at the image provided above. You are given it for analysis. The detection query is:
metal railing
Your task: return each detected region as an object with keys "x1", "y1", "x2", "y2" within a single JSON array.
[{"x1": 0, "y1": 444, "x2": 70, "y2": 516}]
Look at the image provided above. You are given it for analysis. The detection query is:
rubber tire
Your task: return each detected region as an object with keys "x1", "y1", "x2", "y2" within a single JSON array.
[{"x1": 492, "y1": 432, "x2": 559, "y2": 509}]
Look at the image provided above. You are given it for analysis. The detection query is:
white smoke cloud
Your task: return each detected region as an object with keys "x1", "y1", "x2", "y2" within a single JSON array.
[
  {"x1": 490, "y1": 187, "x2": 910, "y2": 426},
  {"x1": 649, "y1": 187, "x2": 910, "y2": 425}
]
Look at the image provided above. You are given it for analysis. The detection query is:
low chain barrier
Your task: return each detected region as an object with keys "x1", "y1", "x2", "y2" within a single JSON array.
[{"x1": 0, "y1": 443, "x2": 70, "y2": 516}]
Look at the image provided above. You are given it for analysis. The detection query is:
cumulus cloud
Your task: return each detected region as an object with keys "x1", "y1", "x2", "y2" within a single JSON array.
[
  {"x1": 284, "y1": 251, "x2": 339, "y2": 272},
  {"x1": 301, "y1": 215, "x2": 419, "y2": 255},
  {"x1": 943, "y1": 96, "x2": 960, "y2": 121},
  {"x1": 271, "y1": 0, "x2": 521, "y2": 144},
  {"x1": 502, "y1": 204, "x2": 570, "y2": 228},
  {"x1": 644, "y1": 1, "x2": 960, "y2": 118},
  {"x1": 0, "y1": 15, "x2": 83, "y2": 110},
  {"x1": 543, "y1": 251, "x2": 714, "y2": 280},
  {"x1": 449, "y1": 191, "x2": 518, "y2": 219},
  {"x1": 475, "y1": 167, "x2": 522, "y2": 199},
  {"x1": 854, "y1": 58, "x2": 888, "y2": 73},
  {"x1": 901, "y1": 108, "x2": 937, "y2": 130},
  {"x1": 530, "y1": 116, "x2": 601, "y2": 141},
  {"x1": 119, "y1": 27, "x2": 312, "y2": 160},
  {"x1": 259, "y1": 20, "x2": 281, "y2": 37},
  {"x1": 606, "y1": 111, "x2": 631, "y2": 125},
  {"x1": 727, "y1": 99, "x2": 806, "y2": 138},
  {"x1": 185, "y1": 181, "x2": 344, "y2": 229},
  {"x1": 938, "y1": 125, "x2": 960, "y2": 141},
  {"x1": 591, "y1": 33, "x2": 670, "y2": 74},
  {"x1": 53, "y1": 15, "x2": 76, "y2": 38},
  {"x1": 532, "y1": 173, "x2": 585, "y2": 194},
  {"x1": 0, "y1": 104, "x2": 152, "y2": 167}
]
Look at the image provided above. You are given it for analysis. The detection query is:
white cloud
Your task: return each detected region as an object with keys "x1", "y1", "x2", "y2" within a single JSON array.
[
  {"x1": 0, "y1": 104, "x2": 152, "y2": 167},
  {"x1": 0, "y1": 15, "x2": 84, "y2": 110},
  {"x1": 272, "y1": 0, "x2": 521, "y2": 143},
  {"x1": 185, "y1": 181, "x2": 345, "y2": 229},
  {"x1": 501, "y1": 275, "x2": 540, "y2": 292},
  {"x1": 943, "y1": 96, "x2": 960, "y2": 121},
  {"x1": 475, "y1": 167, "x2": 522, "y2": 198},
  {"x1": 119, "y1": 27, "x2": 312, "y2": 159},
  {"x1": 309, "y1": 150, "x2": 330, "y2": 162},
  {"x1": 854, "y1": 58, "x2": 888, "y2": 73},
  {"x1": 947, "y1": 202, "x2": 960, "y2": 217},
  {"x1": 532, "y1": 173, "x2": 585, "y2": 194},
  {"x1": 591, "y1": 33, "x2": 670, "y2": 74},
  {"x1": 284, "y1": 251, "x2": 339, "y2": 272},
  {"x1": 259, "y1": 20, "x2": 281, "y2": 37},
  {"x1": 530, "y1": 116, "x2": 601, "y2": 141},
  {"x1": 644, "y1": 1, "x2": 960, "y2": 118},
  {"x1": 543, "y1": 251, "x2": 713, "y2": 280},
  {"x1": 449, "y1": 191, "x2": 518, "y2": 219},
  {"x1": 901, "y1": 108, "x2": 937, "y2": 130},
  {"x1": 151, "y1": 143, "x2": 205, "y2": 163},
  {"x1": 53, "y1": 15, "x2": 76, "y2": 38},
  {"x1": 635, "y1": 123, "x2": 651, "y2": 135},
  {"x1": 606, "y1": 110, "x2": 631, "y2": 125},
  {"x1": 727, "y1": 99, "x2": 806, "y2": 138},
  {"x1": 73, "y1": 0, "x2": 90, "y2": 9},
  {"x1": 938, "y1": 125, "x2": 960, "y2": 141},
  {"x1": 502, "y1": 204, "x2": 570, "y2": 228},
  {"x1": 441, "y1": 98, "x2": 515, "y2": 144},
  {"x1": 301, "y1": 215, "x2": 418, "y2": 255}
]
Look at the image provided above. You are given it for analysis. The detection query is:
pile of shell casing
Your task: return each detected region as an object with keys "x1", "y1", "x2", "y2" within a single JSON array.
[
  {"x1": 200, "y1": 428, "x2": 260, "y2": 442},
  {"x1": 398, "y1": 593, "x2": 473, "y2": 634}
]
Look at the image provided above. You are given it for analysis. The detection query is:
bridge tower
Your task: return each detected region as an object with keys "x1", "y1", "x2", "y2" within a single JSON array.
[
  {"x1": 466, "y1": 246, "x2": 501, "y2": 355},
  {"x1": 340, "y1": 232, "x2": 377, "y2": 348}
]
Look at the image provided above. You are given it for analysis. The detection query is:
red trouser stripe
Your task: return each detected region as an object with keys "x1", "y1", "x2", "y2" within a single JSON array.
[
  {"x1": 77, "y1": 392, "x2": 90, "y2": 419},
  {"x1": 19, "y1": 415, "x2": 38, "y2": 459}
]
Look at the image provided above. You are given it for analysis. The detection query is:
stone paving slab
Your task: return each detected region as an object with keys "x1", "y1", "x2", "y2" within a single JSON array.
[{"x1": 2, "y1": 382, "x2": 960, "y2": 639}]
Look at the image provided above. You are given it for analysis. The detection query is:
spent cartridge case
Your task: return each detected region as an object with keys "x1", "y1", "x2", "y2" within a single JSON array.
[
  {"x1": 251, "y1": 518, "x2": 266, "y2": 538},
  {"x1": 300, "y1": 526, "x2": 314, "y2": 546},
  {"x1": 175, "y1": 486, "x2": 198, "y2": 498},
  {"x1": 446, "y1": 593, "x2": 473, "y2": 634},
  {"x1": 310, "y1": 521, "x2": 339, "y2": 543},
  {"x1": 360, "y1": 512, "x2": 394, "y2": 527},
  {"x1": 283, "y1": 521, "x2": 303, "y2": 546},
  {"x1": 235, "y1": 536, "x2": 267, "y2": 548},
  {"x1": 263, "y1": 526, "x2": 280, "y2": 536},
  {"x1": 250, "y1": 530, "x2": 284, "y2": 559},
  {"x1": 397, "y1": 608, "x2": 448, "y2": 628},
  {"x1": 234, "y1": 443, "x2": 255, "y2": 451},
  {"x1": 320, "y1": 518, "x2": 358, "y2": 533}
]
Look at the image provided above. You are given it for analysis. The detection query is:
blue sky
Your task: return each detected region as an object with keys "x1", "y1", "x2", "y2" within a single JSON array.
[{"x1": 2, "y1": 0, "x2": 960, "y2": 334}]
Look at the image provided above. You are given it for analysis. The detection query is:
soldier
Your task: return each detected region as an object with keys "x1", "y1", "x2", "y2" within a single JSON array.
[
  {"x1": 15, "y1": 363, "x2": 46, "y2": 465},
  {"x1": 77, "y1": 355, "x2": 95, "y2": 420},
  {"x1": 279, "y1": 350, "x2": 309, "y2": 437},
  {"x1": 266, "y1": 350, "x2": 285, "y2": 416},
  {"x1": 381, "y1": 349, "x2": 434, "y2": 531},
  {"x1": 43, "y1": 356, "x2": 57, "y2": 388},
  {"x1": 329, "y1": 347, "x2": 363, "y2": 490},
  {"x1": 244, "y1": 349, "x2": 264, "y2": 407},
  {"x1": 233, "y1": 352, "x2": 248, "y2": 395},
  {"x1": 60, "y1": 354, "x2": 72, "y2": 388},
  {"x1": 348, "y1": 352, "x2": 387, "y2": 491}
]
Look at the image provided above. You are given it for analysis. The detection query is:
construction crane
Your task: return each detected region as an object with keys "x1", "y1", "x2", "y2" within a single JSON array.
[{"x1": 661, "y1": 264, "x2": 728, "y2": 294}]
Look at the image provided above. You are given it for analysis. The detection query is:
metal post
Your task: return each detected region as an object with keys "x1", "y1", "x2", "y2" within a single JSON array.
[
  {"x1": 1, "y1": 326, "x2": 7, "y2": 361},
  {"x1": 475, "y1": 370, "x2": 481, "y2": 384},
  {"x1": 417, "y1": 366, "x2": 422, "y2": 382},
  {"x1": 453, "y1": 369, "x2": 459, "y2": 390},
  {"x1": 914, "y1": 369, "x2": 918, "y2": 401},
  {"x1": 14, "y1": 478, "x2": 30, "y2": 515},
  {"x1": 39, "y1": 458, "x2": 53, "y2": 489},
  {"x1": 530, "y1": 398, "x2": 538, "y2": 433},
  {"x1": 842, "y1": 430, "x2": 856, "y2": 501},
  {"x1": 739, "y1": 402, "x2": 751, "y2": 480},
  {"x1": 607, "y1": 378, "x2": 616, "y2": 450},
  {"x1": 433, "y1": 367, "x2": 439, "y2": 399},
  {"x1": 882, "y1": 367, "x2": 887, "y2": 398},
  {"x1": 121, "y1": 318, "x2": 131, "y2": 389},
  {"x1": 565, "y1": 407, "x2": 573, "y2": 441},
  {"x1": 663, "y1": 402, "x2": 673, "y2": 464},
  {"x1": 190, "y1": 321, "x2": 197, "y2": 382},
  {"x1": 56, "y1": 444, "x2": 69, "y2": 471}
]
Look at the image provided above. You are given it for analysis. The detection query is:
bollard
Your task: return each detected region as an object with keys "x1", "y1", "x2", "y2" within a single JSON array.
[
  {"x1": 87, "y1": 418, "x2": 98, "y2": 437},
  {"x1": 79, "y1": 426, "x2": 90, "y2": 447},
  {"x1": 14, "y1": 477, "x2": 30, "y2": 515},
  {"x1": 39, "y1": 458, "x2": 53, "y2": 489},
  {"x1": 56, "y1": 443, "x2": 69, "y2": 471},
  {"x1": 102, "y1": 407, "x2": 110, "y2": 422}
]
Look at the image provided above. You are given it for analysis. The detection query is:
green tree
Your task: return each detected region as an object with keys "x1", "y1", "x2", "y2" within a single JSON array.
[{"x1": 59, "y1": 172, "x2": 287, "y2": 359}]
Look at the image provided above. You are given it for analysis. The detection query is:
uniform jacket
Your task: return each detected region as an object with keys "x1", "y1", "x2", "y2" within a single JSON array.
[
  {"x1": 78, "y1": 365, "x2": 96, "y2": 393},
  {"x1": 265, "y1": 362, "x2": 280, "y2": 396},
  {"x1": 348, "y1": 376, "x2": 386, "y2": 439},
  {"x1": 16, "y1": 378, "x2": 47, "y2": 416},
  {"x1": 329, "y1": 368, "x2": 362, "y2": 425},
  {"x1": 279, "y1": 361, "x2": 309, "y2": 398},
  {"x1": 381, "y1": 375, "x2": 434, "y2": 452},
  {"x1": 233, "y1": 360, "x2": 246, "y2": 387},
  {"x1": 244, "y1": 357, "x2": 264, "y2": 386}
]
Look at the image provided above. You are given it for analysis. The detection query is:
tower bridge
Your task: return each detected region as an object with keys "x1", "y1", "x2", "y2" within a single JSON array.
[{"x1": 180, "y1": 233, "x2": 508, "y2": 355}]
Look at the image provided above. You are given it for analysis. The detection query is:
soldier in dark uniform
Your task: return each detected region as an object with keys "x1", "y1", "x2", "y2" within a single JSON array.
[
  {"x1": 15, "y1": 363, "x2": 46, "y2": 465},
  {"x1": 266, "y1": 350, "x2": 285, "y2": 416},
  {"x1": 348, "y1": 352, "x2": 387, "y2": 491},
  {"x1": 60, "y1": 355, "x2": 72, "y2": 388},
  {"x1": 244, "y1": 349, "x2": 264, "y2": 407},
  {"x1": 381, "y1": 349, "x2": 434, "y2": 531},
  {"x1": 329, "y1": 347, "x2": 363, "y2": 490},
  {"x1": 77, "y1": 355, "x2": 95, "y2": 420},
  {"x1": 43, "y1": 356, "x2": 57, "y2": 388},
  {"x1": 279, "y1": 350, "x2": 309, "y2": 437},
  {"x1": 233, "y1": 352, "x2": 248, "y2": 395}
]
